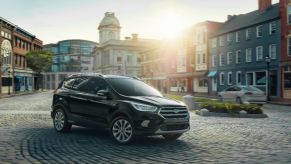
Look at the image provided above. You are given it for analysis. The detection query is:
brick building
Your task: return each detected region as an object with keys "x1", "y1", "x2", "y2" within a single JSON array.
[
  {"x1": 0, "y1": 16, "x2": 43, "y2": 94},
  {"x1": 279, "y1": 0, "x2": 291, "y2": 100}
]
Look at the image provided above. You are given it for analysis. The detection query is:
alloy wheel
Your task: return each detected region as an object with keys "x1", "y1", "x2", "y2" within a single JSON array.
[
  {"x1": 54, "y1": 111, "x2": 65, "y2": 131},
  {"x1": 112, "y1": 118, "x2": 133, "y2": 143}
]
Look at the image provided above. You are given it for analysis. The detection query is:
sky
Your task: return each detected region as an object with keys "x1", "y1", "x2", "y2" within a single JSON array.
[{"x1": 0, "y1": 0, "x2": 280, "y2": 44}]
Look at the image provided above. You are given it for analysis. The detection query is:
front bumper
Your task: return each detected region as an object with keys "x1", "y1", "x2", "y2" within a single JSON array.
[{"x1": 133, "y1": 113, "x2": 190, "y2": 136}]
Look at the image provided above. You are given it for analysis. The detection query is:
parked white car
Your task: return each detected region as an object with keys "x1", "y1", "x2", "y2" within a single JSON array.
[{"x1": 218, "y1": 85, "x2": 266, "y2": 105}]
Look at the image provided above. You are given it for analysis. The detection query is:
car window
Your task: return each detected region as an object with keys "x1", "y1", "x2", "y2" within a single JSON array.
[
  {"x1": 86, "y1": 77, "x2": 109, "y2": 94},
  {"x1": 233, "y1": 86, "x2": 241, "y2": 91},
  {"x1": 106, "y1": 78, "x2": 162, "y2": 97},
  {"x1": 225, "y1": 87, "x2": 233, "y2": 91},
  {"x1": 72, "y1": 77, "x2": 89, "y2": 92},
  {"x1": 63, "y1": 78, "x2": 76, "y2": 89}
]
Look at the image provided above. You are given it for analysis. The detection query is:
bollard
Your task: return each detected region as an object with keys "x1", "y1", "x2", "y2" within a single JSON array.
[{"x1": 183, "y1": 95, "x2": 195, "y2": 111}]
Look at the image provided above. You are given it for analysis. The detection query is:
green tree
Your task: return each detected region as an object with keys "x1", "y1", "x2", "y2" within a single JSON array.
[
  {"x1": 26, "y1": 50, "x2": 52, "y2": 73},
  {"x1": 26, "y1": 50, "x2": 52, "y2": 90}
]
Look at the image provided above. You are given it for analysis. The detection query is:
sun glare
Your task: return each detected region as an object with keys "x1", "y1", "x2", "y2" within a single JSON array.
[{"x1": 157, "y1": 12, "x2": 188, "y2": 39}]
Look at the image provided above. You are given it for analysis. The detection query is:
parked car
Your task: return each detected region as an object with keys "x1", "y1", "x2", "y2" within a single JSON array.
[
  {"x1": 51, "y1": 73, "x2": 190, "y2": 144},
  {"x1": 218, "y1": 85, "x2": 266, "y2": 105}
]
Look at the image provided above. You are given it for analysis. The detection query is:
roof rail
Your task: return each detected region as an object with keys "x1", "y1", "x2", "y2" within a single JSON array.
[{"x1": 67, "y1": 72, "x2": 103, "y2": 78}]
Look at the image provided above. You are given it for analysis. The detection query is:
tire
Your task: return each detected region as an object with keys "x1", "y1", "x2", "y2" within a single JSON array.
[
  {"x1": 53, "y1": 108, "x2": 72, "y2": 132},
  {"x1": 110, "y1": 116, "x2": 134, "y2": 144},
  {"x1": 163, "y1": 133, "x2": 183, "y2": 141},
  {"x1": 236, "y1": 97, "x2": 242, "y2": 104}
]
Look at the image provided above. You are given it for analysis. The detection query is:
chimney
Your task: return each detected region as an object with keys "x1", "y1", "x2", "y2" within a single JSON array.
[
  {"x1": 132, "y1": 33, "x2": 138, "y2": 41},
  {"x1": 258, "y1": 0, "x2": 272, "y2": 12},
  {"x1": 227, "y1": 15, "x2": 236, "y2": 21}
]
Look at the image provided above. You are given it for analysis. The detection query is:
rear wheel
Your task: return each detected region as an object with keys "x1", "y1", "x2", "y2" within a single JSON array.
[
  {"x1": 110, "y1": 116, "x2": 134, "y2": 144},
  {"x1": 53, "y1": 108, "x2": 72, "y2": 132},
  {"x1": 163, "y1": 133, "x2": 183, "y2": 141},
  {"x1": 236, "y1": 97, "x2": 242, "y2": 104}
]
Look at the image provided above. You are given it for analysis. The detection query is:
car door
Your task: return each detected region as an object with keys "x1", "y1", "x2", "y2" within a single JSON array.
[
  {"x1": 84, "y1": 77, "x2": 113, "y2": 125},
  {"x1": 223, "y1": 87, "x2": 234, "y2": 102},
  {"x1": 67, "y1": 77, "x2": 90, "y2": 115}
]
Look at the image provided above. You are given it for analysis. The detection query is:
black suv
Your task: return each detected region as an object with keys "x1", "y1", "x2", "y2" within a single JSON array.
[{"x1": 51, "y1": 73, "x2": 190, "y2": 144}]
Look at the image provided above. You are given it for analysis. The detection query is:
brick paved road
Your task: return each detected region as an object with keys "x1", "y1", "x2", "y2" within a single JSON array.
[{"x1": 0, "y1": 92, "x2": 290, "y2": 163}]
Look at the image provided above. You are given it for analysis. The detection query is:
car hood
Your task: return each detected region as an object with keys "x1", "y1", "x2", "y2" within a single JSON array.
[{"x1": 126, "y1": 96, "x2": 185, "y2": 107}]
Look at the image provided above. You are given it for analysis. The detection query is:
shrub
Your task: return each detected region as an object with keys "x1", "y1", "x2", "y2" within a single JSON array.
[{"x1": 199, "y1": 102, "x2": 263, "y2": 114}]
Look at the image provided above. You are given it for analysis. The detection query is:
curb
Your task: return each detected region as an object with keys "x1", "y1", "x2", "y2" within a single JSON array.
[
  {"x1": 267, "y1": 102, "x2": 291, "y2": 106},
  {"x1": 0, "y1": 90, "x2": 50, "y2": 99},
  {"x1": 195, "y1": 110, "x2": 268, "y2": 118}
]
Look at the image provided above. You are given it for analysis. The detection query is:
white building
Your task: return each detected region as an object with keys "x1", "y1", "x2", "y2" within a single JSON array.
[{"x1": 93, "y1": 12, "x2": 157, "y2": 77}]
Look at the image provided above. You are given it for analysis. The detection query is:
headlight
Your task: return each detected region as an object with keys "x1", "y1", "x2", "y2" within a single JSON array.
[{"x1": 131, "y1": 102, "x2": 157, "y2": 112}]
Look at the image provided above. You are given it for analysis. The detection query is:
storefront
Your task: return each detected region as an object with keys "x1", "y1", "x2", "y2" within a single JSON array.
[
  {"x1": 14, "y1": 69, "x2": 34, "y2": 92},
  {"x1": 283, "y1": 65, "x2": 291, "y2": 99},
  {"x1": 167, "y1": 73, "x2": 193, "y2": 94}
]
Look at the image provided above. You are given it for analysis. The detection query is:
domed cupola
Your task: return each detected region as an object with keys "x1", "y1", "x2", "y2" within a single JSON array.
[{"x1": 98, "y1": 12, "x2": 121, "y2": 43}]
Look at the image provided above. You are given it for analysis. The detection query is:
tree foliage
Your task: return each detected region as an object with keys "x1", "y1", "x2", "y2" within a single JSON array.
[{"x1": 26, "y1": 50, "x2": 52, "y2": 74}]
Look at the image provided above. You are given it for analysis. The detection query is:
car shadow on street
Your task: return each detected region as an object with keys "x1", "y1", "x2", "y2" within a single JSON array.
[{"x1": 17, "y1": 126, "x2": 201, "y2": 162}]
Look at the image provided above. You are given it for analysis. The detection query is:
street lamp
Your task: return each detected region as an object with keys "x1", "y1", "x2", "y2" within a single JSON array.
[{"x1": 265, "y1": 56, "x2": 271, "y2": 101}]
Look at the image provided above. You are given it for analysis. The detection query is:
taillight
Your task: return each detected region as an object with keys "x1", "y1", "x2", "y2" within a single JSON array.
[{"x1": 245, "y1": 92, "x2": 253, "y2": 95}]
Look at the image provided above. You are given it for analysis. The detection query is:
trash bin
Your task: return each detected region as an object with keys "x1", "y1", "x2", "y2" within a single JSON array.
[{"x1": 183, "y1": 95, "x2": 195, "y2": 111}]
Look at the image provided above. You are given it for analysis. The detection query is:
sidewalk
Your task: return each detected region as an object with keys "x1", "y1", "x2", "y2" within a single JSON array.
[{"x1": 0, "y1": 90, "x2": 49, "y2": 99}]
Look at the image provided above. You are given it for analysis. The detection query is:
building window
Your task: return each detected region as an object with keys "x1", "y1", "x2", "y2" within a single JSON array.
[
  {"x1": 227, "y1": 33, "x2": 232, "y2": 43},
  {"x1": 284, "y1": 66, "x2": 291, "y2": 88},
  {"x1": 256, "y1": 46, "x2": 263, "y2": 61},
  {"x1": 235, "y1": 32, "x2": 240, "y2": 42},
  {"x1": 220, "y1": 72, "x2": 225, "y2": 85},
  {"x1": 256, "y1": 25, "x2": 263, "y2": 37},
  {"x1": 236, "y1": 50, "x2": 242, "y2": 64},
  {"x1": 0, "y1": 31, "x2": 4, "y2": 36},
  {"x1": 228, "y1": 72, "x2": 232, "y2": 85},
  {"x1": 246, "y1": 48, "x2": 252, "y2": 62},
  {"x1": 212, "y1": 38, "x2": 217, "y2": 48},
  {"x1": 212, "y1": 55, "x2": 217, "y2": 67},
  {"x1": 255, "y1": 72, "x2": 266, "y2": 85},
  {"x1": 246, "y1": 72, "x2": 254, "y2": 85},
  {"x1": 199, "y1": 78, "x2": 208, "y2": 87},
  {"x1": 288, "y1": 37, "x2": 291, "y2": 56},
  {"x1": 227, "y1": 52, "x2": 233, "y2": 65},
  {"x1": 269, "y1": 44, "x2": 276, "y2": 59},
  {"x1": 269, "y1": 22, "x2": 276, "y2": 34},
  {"x1": 219, "y1": 54, "x2": 225, "y2": 66},
  {"x1": 246, "y1": 28, "x2": 251, "y2": 40},
  {"x1": 117, "y1": 56, "x2": 122, "y2": 64},
  {"x1": 236, "y1": 71, "x2": 242, "y2": 84},
  {"x1": 288, "y1": 5, "x2": 291, "y2": 24},
  {"x1": 219, "y1": 36, "x2": 224, "y2": 46}
]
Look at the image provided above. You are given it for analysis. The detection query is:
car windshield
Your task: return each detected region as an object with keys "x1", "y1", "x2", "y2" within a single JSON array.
[
  {"x1": 241, "y1": 86, "x2": 263, "y2": 92},
  {"x1": 106, "y1": 78, "x2": 163, "y2": 97}
]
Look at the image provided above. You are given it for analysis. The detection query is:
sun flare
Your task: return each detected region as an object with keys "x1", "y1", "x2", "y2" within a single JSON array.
[{"x1": 157, "y1": 12, "x2": 188, "y2": 39}]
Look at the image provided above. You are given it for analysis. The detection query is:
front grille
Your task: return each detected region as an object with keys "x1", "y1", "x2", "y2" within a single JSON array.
[{"x1": 159, "y1": 107, "x2": 188, "y2": 119}]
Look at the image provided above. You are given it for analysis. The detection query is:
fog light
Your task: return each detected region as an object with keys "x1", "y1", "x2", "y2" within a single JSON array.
[{"x1": 141, "y1": 120, "x2": 150, "y2": 127}]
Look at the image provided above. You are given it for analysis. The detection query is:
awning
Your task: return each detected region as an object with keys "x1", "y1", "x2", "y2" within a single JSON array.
[{"x1": 207, "y1": 71, "x2": 217, "y2": 77}]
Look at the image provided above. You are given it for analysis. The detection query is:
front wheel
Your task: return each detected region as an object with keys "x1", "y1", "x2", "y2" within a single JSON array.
[
  {"x1": 53, "y1": 108, "x2": 72, "y2": 132},
  {"x1": 110, "y1": 116, "x2": 134, "y2": 144},
  {"x1": 163, "y1": 133, "x2": 183, "y2": 141}
]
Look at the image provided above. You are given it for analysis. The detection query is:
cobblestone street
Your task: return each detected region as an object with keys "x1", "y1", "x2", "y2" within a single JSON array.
[{"x1": 0, "y1": 92, "x2": 290, "y2": 163}]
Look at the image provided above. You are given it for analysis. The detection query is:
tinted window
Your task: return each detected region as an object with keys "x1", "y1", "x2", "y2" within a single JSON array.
[
  {"x1": 72, "y1": 77, "x2": 89, "y2": 92},
  {"x1": 226, "y1": 87, "x2": 233, "y2": 91},
  {"x1": 64, "y1": 78, "x2": 76, "y2": 89},
  {"x1": 107, "y1": 78, "x2": 162, "y2": 97},
  {"x1": 86, "y1": 77, "x2": 109, "y2": 94}
]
